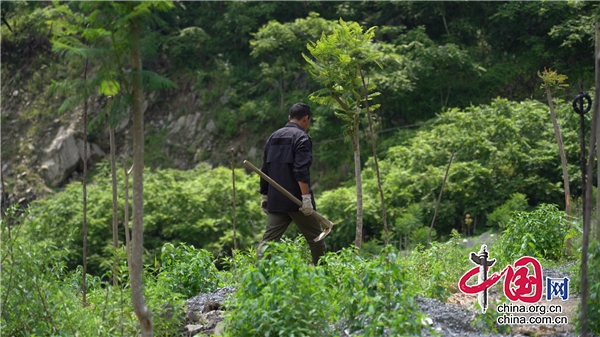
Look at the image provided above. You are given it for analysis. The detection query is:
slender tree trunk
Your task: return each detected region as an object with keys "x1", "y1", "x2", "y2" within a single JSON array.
[
  {"x1": 130, "y1": 16, "x2": 153, "y2": 337},
  {"x1": 279, "y1": 77, "x2": 285, "y2": 112},
  {"x1": 109, "y1": 124, "x2": 119, "y2": 286},
  {"x1": 595, "y1": 23, "x2": 600, "y2": 244},
  {"x1": 123, "y1": 161, "x2": 132, "y2": 268},
  {"x1": 82, "y1": 58, "x2": 89, "y2": 305},
  {"x1": 439, "y1": 3, "x2": 450, "y2": 36},
  {"x1": 358, "y1": 66, "x2": 388, "y2": 246},
  {"x1": 428, "y1": 150, "x2": 454, "y2": 248},
  {"x1": 231, "y1": 148, "x2": 237, "y2": 251},
  {"x1": 1, "y1": 157, "x2": 7, "y2": 218},
  {"x1": 329, "y1": 94, "x2": 363, "y2": 249},
  {"x1": 353, "y1": 117, "x2": 364, "y2": 250},
  {"x1": 544, "y1": 87, "x2": 572, "y2": 216},
  {"x1": 582, "y1": 22, "x2": 600, "y2": 337}
]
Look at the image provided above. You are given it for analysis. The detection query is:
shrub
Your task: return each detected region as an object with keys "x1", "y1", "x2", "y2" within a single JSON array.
[
  {"x1": 321, "y1": 98, "x2": 582, "y2": 246},
  {"x1": 23, "y1": 162, "x2": 264, "y2": 276},
  {"x1": 1, "y1": 206, "x2": 134, "y2": 335},
  {"x1": 325, "y1": 246, "x2": 428, "y2": 336},
  {"x1": 497, "y1": 203, "x2": 568, "y2": 262},
  {"x1": 586, "y1": 241, "x2": 600, "y2": 335},
  {"x1": 224, "y1": 238, "x2": 333, "y2": 336},
  {"x1": 220, "y1": 247, "x2": 260, "y2": 287},
  {"x1": 411, "y1": 226, "x2": 436, "y2": 247}
]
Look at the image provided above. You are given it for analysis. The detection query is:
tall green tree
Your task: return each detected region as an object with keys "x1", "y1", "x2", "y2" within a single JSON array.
[
  {"x1": 48, "y1": 1, "x2": 175, "y2": 335},
  {"x1": 304, "y1": 19, "x2": 388, "y2": 249}
]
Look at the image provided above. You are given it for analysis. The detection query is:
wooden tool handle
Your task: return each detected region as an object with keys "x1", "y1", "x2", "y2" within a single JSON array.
[
  {"x1": 244, "y1": 160, "x2": 333, "y2": 242},
  {"x1": 243, "y1": 160, "x2": 303, "y2": 207}
]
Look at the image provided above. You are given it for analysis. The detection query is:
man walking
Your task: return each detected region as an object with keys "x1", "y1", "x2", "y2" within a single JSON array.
[{"x1": 258, "y1": 102, "x2": 326, "y2": 265}]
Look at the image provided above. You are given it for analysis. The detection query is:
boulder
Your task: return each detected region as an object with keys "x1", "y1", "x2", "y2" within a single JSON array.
[
  {"x1": 39, "y1": 125, "x2": 105, "y2": 187},
  {"x1": 168, "y1": 113, "x2": 201, "y2": 141}
]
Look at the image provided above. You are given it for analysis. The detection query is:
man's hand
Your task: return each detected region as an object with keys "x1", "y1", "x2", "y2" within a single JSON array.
[
  {"x1": 261, "y1": 195, "x2": 268, "y2": 214},
  {"x1": 299, "y1": 194, "x2": 314, "y2": 216}
]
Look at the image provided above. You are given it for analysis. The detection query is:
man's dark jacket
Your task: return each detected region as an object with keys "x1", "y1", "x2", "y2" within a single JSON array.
[{"x1": 259, "y1": 122, "x2": 316, "y2": 212}]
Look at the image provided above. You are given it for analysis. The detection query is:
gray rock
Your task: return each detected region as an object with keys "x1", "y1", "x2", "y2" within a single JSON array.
[
  {"x1": 185, "y1": 324, "x2": 205, "y2": 336},
  {"x1": 248, "y1": 146, "x2": 257, "y2": 158},
  {"x1": 206, "y1": 119, "x2": 216, "y2": 132},
  {"x1": 170, "y1": 113, "x2": 200, "y2": 138},
  {"x1": 115, "y1": 116, "x2": 130, "y2": 133},
  {"x1": 186, "y1": 286, "x2": 236, "y2": 316},
  {"x1": 39, "y1": 125, "x2": 105, "y2": 187}
]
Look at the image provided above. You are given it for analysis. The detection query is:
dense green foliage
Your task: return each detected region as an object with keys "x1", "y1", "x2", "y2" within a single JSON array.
[
  {"x1": 581, "y1": 242, "x2": 600, "y2": 335},
  {"x1": 2, "y1": 201, "x2": 594, "y2": 335},
  {"x1": 2, "y1": 2, "x2": 600, "y2": 335},
  {"x1": 223, "y1": 236, "x2": 469, "y2": 337},
  {"x1": 319, "y1": 97, "x2": 586, "y2": 249},
  {"x1": 22, "y1": 162, "x2": 263, "y2": 275},
  {"x1": 567, "y1": 239, "x2": 600, "y2": 336},
  {"x1": 16, "y1": 96, "x2": 589, "y2": 274},
  {"x1": 47, "y1": 1, "x2": 177, "y2": 131},
  {"x1": 157, "y1": 242, "x2": 222, "y2": 298},
  {"x1": 487, "y1": 193, "x2": 530, "y2": 229},
  {"x1": 3, "y1": 2, "x2": 598, "y2": 188},
  {"x1": 1, "y1": 206, "x2": 189, "y2": 336}
]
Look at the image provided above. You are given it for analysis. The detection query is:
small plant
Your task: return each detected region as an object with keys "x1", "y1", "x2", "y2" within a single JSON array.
[
  {"x1": 157, "y1": 242, "x2": 222, "y2": 298},
  {"x1": 497, "y1": 204, "x2": 568, "y2": 262},
  {"x1": 334, "y1": 246, "x2": 427, "y2": 336},
  {"x1": 220, "y1": 247, "x2": 259, "y2": 287},
  {"x1": 586, "y1": 241, "x2": 600, "y2": 335}
]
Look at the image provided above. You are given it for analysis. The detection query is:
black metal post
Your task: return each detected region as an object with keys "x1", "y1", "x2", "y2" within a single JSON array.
[{"x1": 581, "y1": 111, "x2": 587, "y2": 219}]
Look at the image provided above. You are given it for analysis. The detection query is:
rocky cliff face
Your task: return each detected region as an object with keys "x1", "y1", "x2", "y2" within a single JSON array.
[{"x1": 1, "y1": 78, "x2": 266, "y2": 209}]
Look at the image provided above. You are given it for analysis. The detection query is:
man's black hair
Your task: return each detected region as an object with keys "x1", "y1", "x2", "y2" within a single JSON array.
[{"x1": 289, "y1": 102, "x2": 312, "y2": 120}]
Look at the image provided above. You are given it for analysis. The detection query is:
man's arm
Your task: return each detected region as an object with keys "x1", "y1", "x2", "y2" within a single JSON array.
[
  {"x1": 295, "y1": 134, "x2": 314, "y2": 216},
  {"x1": 293, "y1": 135, "x2": 312, "y2": 188},
  {"x1": 298, "y1": 181, "x2": 310, "y2": 195}
]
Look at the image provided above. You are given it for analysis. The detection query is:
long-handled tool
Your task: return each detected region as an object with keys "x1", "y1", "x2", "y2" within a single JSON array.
[{"x1": 243, "y1": 160, "x2": 333, "y2": 242}]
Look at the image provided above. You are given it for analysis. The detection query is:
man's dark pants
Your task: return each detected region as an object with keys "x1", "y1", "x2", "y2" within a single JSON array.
[{"x1": 258, "y1": 212, "x2": 326, "y2": 265}]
